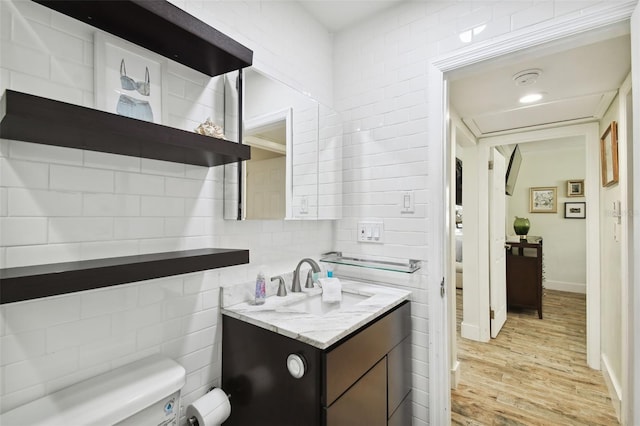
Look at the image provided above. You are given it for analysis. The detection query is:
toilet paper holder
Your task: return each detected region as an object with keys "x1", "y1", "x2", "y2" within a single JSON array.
[{"x1": 187, "y1": 388, "x2": 231, "y2": 426}]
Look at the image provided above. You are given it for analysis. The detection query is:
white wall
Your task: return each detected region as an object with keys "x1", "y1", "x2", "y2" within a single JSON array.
[
  {"x1": 599, "y1": 95, "x2": 623, "y2": 414},
  {"x1": 0, "y1": 0, "x2": 334, "y2": 417},
  {"x1": 507, "y1": 143, "x2": 587, "y2": 292}
]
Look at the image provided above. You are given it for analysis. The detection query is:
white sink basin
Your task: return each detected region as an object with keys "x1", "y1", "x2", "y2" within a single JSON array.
[{"x1": 286, "y1": 292, "x2": 369, "y2": 316}]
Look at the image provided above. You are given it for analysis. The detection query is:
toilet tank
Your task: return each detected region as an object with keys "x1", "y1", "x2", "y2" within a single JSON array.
[{"x1": 0, "y1": 354, "x2": 186, "y2": 426}]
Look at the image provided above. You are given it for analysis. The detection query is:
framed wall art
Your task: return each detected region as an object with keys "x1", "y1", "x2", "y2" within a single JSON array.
[
  {"x1": 530, "y1": 187, "x2": 557, "y2": 213},
  {"x1": 567, "y1": 179, "x2": 584, "y2": 197},
  {"x1": 564, "y1": 202, "x2": 586, "y2": 219},
  {"x1": 94, "y1": 32, "x2": 168, "y2": 125},
  {"x1": 600, "y1": 121, "x2": 618, "y2": 187}
]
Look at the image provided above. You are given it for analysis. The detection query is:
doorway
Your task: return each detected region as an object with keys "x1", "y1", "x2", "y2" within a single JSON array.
[{"x1": 426, "y1": 5, "x2": 639, "y2": 425}]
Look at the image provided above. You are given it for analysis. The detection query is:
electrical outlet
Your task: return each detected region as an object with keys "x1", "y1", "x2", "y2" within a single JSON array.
[{"x1": 357, "y1": 221, "x2": 384, "y2": 243}]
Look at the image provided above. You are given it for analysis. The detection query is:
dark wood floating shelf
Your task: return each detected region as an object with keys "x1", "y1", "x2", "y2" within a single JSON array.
[
  {"x1": 0, "y1": 90, "x2": 251, "y2": 167},
  {"x1": 0, "y1": 248, "x2": 250, "y2": 304},
  {"x1": 32, "y1": 0, "x2": 253, "y2": 77}
]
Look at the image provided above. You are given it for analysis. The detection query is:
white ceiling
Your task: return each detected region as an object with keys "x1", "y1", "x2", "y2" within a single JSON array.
[
  {"x1": 449, "y1": 25, "x2": 631, "y2": 138},
  {"x1": 298, "y1": 0, "x2": 403, "y2": 32}
]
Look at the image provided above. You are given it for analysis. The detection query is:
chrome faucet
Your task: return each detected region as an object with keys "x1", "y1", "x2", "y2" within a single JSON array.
[{"x1": 291, "y1": 258, "x2": 321, "y2": 292}]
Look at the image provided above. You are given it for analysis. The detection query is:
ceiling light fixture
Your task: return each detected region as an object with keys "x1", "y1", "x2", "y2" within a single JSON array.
[{"x1": 519, "y1": 93, "x2": 543, "y2": 104}]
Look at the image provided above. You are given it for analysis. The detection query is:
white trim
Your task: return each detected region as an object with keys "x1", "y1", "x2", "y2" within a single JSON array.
[
  {"x1": 427, "y1": 62, "x2": 449, "y2": 426},
  {"x1": 431, "y1": 5, "x2": 636, "y2": 421},
  {"x1": 450, "y1": 360, "x2": 460, "y2": 390},
  {"x1": 618, "y1": 71, "x2": 633, "y2": 426},
  {"x1": 433, "y1": 1, "x2": 637, "y2": 72},
  {"x1": 630, "y1": 5, "x2": 640, "y2": 423},
  {"x1": 602, "y1": 354, "x2": 623, "y2": 421},
  {"x1": 460, "y1": 321, "x2": 481, "y2": 341},
  {"x1": 544, "y1": 280, "x2": 586, "y2": 294}
]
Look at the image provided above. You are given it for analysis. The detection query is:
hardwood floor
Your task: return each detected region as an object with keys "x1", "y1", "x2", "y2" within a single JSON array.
[{"x1": 451, "y1": 289, "x2": 619, "y2": 425}]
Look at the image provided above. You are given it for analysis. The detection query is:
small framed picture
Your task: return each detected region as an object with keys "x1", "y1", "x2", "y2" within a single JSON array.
[
  {"x1": 94, "y1": 32, "x2": 168, "y2": 124},
  {"x1": 564, "y1": 202, "x2": 586, "y2": 219},
  {"x1": 530, "y1": 187, "x2": 557, "y2": 213},
  {"x1": 600, "y1": 121, "x2": 619, "y2": 187},
  {"x1": 567, "y1": 179, "x2": 584, "y2": 197}
]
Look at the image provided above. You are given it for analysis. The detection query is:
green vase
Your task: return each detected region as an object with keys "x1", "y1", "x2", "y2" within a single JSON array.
[{"x1": 513, "y1": 216, "x2": 530, "y2": 239}]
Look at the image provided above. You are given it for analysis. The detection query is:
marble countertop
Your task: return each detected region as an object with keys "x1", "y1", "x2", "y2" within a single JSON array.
[{"x1": 221, "y1": 278, "x2": 411, "y2": 350}]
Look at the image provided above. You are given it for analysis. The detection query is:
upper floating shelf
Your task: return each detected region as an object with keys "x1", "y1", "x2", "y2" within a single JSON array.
[
  {"x1": 0, "y1": 90, "x2": 251, "y2": 167},
  {"x1": 32, "y1": 0, "x2": 253, "y2": 77},
  {"x1": 0, "y1": 248, "x2": 250, "y2": 304}
]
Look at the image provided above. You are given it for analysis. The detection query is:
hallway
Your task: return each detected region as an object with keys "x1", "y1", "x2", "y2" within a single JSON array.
[{"x1": 452, "y1": 289, "x2": 619, "y2": 425}]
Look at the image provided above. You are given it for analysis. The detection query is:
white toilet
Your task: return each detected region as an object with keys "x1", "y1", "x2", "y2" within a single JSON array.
[{"x1": 0, "y1": 354, "x2": 186, "y2": 425}]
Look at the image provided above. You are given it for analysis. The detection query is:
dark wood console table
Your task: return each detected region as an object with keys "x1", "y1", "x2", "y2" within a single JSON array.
[{"x1": 506, "y1": 236, "x2": 543, "y2": 319}]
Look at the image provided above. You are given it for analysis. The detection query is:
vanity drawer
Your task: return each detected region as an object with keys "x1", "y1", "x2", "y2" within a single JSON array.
[
  {"x1": 388, "y1": 391, "x2": 412, "y2": 426},
  {"x1": 325, "y1": 358, "x2": 387, "y2": 426},
  {"x1": 324, "y1": 301, "x2": 410, "y2": 406},
  {"x1": 388, "y1": 336, "x2": 411, "y2": 416}
]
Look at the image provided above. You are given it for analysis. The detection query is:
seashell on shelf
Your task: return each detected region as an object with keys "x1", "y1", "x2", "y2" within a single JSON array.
[{"x1": 195, "y1": 117, "x2": 225, "y2": 139}]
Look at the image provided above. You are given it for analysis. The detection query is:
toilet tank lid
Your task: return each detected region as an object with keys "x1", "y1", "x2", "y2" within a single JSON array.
[{"x1": 0, "y1": 354, "x2": 186, "y2": 426}]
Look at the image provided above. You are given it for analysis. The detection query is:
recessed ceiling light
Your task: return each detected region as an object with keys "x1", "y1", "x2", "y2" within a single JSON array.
[{"x1": 519, "y1": 93, "x2": 543, "y2": 104}]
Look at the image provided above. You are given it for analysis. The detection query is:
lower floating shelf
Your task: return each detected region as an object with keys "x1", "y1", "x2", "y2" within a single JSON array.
[{"x1": 0, "y1": 248, "x2": 249, "y2": 304}]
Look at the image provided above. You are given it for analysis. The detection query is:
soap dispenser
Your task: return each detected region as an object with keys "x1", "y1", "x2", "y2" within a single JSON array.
[{"x1": 255, "y1": 271, "x2": 266, "y2": 305}]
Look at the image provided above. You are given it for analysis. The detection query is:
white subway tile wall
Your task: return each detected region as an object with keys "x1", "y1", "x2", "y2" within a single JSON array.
[
  {"x1": 0, "y1": 0, "x2": 611, "y2": 423},
  {"x1": 0, "y1": 0, "x2": 333, "y2": 418}
]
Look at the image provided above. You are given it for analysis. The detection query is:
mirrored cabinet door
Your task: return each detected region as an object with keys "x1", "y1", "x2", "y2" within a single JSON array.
[{"x1": 224, "y1": 67, "x2": 342, "y2": 221}]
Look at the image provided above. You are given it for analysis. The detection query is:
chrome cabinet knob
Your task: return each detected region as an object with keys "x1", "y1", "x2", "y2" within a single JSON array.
[{"x1": 286, "y1": 354, "x2": 306, "y2": 379}]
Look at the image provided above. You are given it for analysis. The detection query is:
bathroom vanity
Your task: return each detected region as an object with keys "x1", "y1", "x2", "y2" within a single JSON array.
[{"x1": 221, "y1": 280, "x2": 412, "y2": 425}]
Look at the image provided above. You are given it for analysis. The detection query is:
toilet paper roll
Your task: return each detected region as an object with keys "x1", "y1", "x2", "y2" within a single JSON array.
[{"x1": 186, "y1": 388, "x2": 231, "y2": 426}]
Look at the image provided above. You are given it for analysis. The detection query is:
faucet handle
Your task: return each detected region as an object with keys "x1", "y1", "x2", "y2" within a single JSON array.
[
  {"x1": 305, "y1": 270, "x2": 315, "y2": 288},
  {"x1": 272, "y1": 276, "x2": 287, "y2": 297},
  {"x1": 291, "y1": 270, "x2": 302, "y2": 292}
]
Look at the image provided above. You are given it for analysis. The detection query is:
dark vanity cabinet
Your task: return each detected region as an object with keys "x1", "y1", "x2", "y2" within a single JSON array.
[
  {"x1": 222, "y1": 301, "x2": 412, "y2": 425},
  {"x1": 506, "y1": 237, "x2": 543, "y2": 319}
]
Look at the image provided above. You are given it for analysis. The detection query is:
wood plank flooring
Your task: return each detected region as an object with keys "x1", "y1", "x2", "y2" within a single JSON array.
[{"x1": 451, "y1": 289, "x2": 619, "y2": 425}]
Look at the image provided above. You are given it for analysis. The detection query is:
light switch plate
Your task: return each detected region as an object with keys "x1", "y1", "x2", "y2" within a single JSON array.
[
  {"x1": 401, "y1": 191, "x2": 414, "y2": 213},
  {"x1": 357, "y1": 221, "x2": 384, "y2": 243}
]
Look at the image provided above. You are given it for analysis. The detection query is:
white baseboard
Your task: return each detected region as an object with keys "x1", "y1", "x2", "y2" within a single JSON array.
[
  {"x1": 544, "y1": 280, "x2": 586, "y2": 294},
  {"x1": 451, "y1": 360, "x2": 460, "y2": 389},
  {"x1": 461, "y1": 321, "x2": 487, "y2": 342},
  {"x1": 601, "y1": 354, "x2": 622, "y2": 422}
]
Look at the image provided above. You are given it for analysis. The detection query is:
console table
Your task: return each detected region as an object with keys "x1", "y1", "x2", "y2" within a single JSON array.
[{"x1": 506, "y1": 236, "x2": 543, "y2": 319}]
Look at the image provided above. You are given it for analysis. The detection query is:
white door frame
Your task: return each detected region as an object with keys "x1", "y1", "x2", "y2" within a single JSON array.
[
  {"x1": 428, "y1": 2, "x2": 638, "y2": 423},
  {"x1": 630, "y1": 5, "x2": 640, "y2": 422}
]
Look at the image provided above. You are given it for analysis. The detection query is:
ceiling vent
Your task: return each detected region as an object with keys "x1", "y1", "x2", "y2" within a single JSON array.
[{"x1": 513, "y1": 69, "x2": 542, "y2": 86}]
